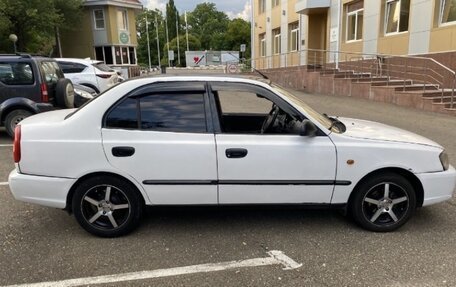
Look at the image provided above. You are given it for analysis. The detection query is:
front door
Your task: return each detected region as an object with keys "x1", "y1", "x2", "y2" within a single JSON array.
[
  {"x1": 102, "y1": 82, "x2": 218, "y2": 205},
  {"x1": 210, "y1": 82, "x2": 337, "y2": 204}
]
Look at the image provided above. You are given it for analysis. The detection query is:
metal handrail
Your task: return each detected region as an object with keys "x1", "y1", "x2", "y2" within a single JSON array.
[{"x1": 252, "y1": 48, "x2": 456, "y2": 109}]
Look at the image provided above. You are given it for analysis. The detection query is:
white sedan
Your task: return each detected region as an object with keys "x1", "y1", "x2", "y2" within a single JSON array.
[{"x1": 8, "y1": 76, "x2": 456, "y2": 237}]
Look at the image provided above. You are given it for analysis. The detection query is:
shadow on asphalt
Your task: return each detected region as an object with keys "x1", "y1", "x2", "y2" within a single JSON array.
[
  {"x1": 0, "y1": 129, "x2": 12, "y2": 144},
  {"x1": 140, "y1": 205, "x2": 355, "y2": 231}
]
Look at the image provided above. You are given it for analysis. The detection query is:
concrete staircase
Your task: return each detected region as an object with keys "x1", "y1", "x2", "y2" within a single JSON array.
[{"x1": 276, "y1": 66, "x2": 456, "y2": 116}]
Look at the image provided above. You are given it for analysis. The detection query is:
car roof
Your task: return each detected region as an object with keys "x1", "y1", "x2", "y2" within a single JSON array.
[
  {"x1": 131, "y1": 74, "x2": 272, "y2": 85},
  {"x1": 0, "y1": 54, "x2": 53, "y2": 61},
  {"x1": 55, "y1": 58, "x2": 94, "y2": 64}
]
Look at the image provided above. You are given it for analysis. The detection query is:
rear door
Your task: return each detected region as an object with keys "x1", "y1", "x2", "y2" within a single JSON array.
[
  {"x1": 102, "y1": 82, "x2": 218, "y2": 205},
  {"x1": 0, "y1": 60, "x2": 38, "y2": 102},
  {"x1": 39, "y1": 60, "x2": 65, "y2": 103}
]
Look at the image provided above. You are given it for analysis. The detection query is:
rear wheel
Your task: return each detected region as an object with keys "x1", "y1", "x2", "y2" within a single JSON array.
[
  {"x1": 72, "y1": 175, "x2": 143, "y2": 237},
  {"x1": 4, "y1": 109, "x2": 32, "y2": 138},
  {"x1": 350, "y1": 173, "x2": 416, "y2": 232}
]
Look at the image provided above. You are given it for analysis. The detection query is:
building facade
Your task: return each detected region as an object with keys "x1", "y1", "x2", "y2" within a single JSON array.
[
  {"x1": 60, "y1": 0, "x2": 142, "y2": 67},
  {"x1": 252, "y1": 0, "x2": 456, "y2": 69}
]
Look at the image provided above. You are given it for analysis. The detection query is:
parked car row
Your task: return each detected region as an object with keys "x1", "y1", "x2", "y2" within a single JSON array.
[{"x1": 0, "y1": 54, "x2": 120, "y2": 137}]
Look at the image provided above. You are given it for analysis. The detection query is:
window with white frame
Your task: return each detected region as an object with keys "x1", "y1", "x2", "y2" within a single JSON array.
[
  {"x1": 272, "y1": 0, "x2": 280, "y2": 7},
  {"x1": 117, "y1": 10, "x2": 128, "y2": 31},
  {"x1": 441, "y1": 0, "x2": 456, "y2": 25},
  {"x1": 385, "y1": 0, "x2": 410, "y2": 34},
  {"x1": 289, "y1": 22, "x2": 299, "y2": 52},
  {"x1": 272, "y1": 29, "x2": 281, "y2": 55},
  {"x1": 259, "y1": 0, "x2": 266, "y2": 13},
  {"x1": 346, "y1": 1, "x2": 363, "y2": 41},
  {"x1": 259, "y1": 33, "x2": 266, "y2": 57},
  {"x1": 94, "y1": 9, "x2": 105, "y2": 30}
]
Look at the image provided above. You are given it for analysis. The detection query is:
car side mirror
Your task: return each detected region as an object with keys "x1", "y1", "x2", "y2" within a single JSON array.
[{"x1": 300, "y1": 120, "x2": 318, "y2": 137}]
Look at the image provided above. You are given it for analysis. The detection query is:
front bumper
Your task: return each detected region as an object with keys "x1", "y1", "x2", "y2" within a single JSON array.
[
  {"x1": 417, "y1": 165, "x2": 456, "y2": 206},
  {"x1": 8, "y1": 170, "x2": 76, "y2": 209}
]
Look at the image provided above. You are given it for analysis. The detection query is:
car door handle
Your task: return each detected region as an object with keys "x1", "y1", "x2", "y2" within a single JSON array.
[
  {"x1": 226, "y1": 148, "x2": 248, "y2": 159},
  {"x1": 112, "y1": 146, "x2": 135, "y2": 157}
]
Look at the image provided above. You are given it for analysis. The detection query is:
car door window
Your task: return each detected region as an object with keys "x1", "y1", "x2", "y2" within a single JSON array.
[
  {"x1": 105, "y1": 92, "x2": 207, "y2": 133},
  {"x1": 59, "y1": 62, "x2": 87, "y2": 74},
  {"x1": 211, "y1": 84, "x2": 301, "y2": 135},
  {"x1": 105, "y1": 97, "x2": 138, "y2": 129},
  {"x1": 140, "y1": 93, "x2": 207, "y2": 132},
  {"x1": 0, "y1": 62, "x2": 34, "y2": 85}
]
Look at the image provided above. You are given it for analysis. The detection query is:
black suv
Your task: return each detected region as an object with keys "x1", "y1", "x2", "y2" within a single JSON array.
[{"x1": 0, "y1": 54, "x2": 74, "y2": 137}]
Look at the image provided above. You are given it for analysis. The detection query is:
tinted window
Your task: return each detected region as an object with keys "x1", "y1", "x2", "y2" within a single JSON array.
[
  {"x1": 0, "y1": 62, "x2": 34, "y2": 85},
  {"x1": 106, "y1": 97, "x2": 138, "y2": 129},
  {"x1": 59, "y1": 62, "x2": 87, "y2": 73},
  {"x1": 105, "y1": 93, "x2": 207, "y2": 132},
  {"x1": 140, "y1": 93, "x2": 207, "y2": 132}
]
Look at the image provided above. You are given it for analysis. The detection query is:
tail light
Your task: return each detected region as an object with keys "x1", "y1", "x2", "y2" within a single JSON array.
[
  {"x1": 96, "y1": 74, "x2": 111, "y2": 79},
  {"x1": 40, "y1": 83, "x2": 49, "y2": 102},
  {"x1": 13, "y1": 125, "x2": 21, "y2": 163}
]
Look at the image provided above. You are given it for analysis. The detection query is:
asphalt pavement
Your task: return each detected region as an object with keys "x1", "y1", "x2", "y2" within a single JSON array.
[{"x1": 0, "y1": 91, "x2": 455, "y2": 287}]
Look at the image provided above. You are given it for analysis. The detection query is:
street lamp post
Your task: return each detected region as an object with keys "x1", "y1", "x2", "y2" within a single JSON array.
[{"x1": 9, "y1": 34, "x2": 18, "y2": 54}]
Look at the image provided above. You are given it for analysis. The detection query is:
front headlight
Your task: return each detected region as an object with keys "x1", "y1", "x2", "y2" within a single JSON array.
[
  {"x1": 440, "y1": 151, "x2": 450, "y2": 171},
  {"x1": 74, "y1": 88, "x2": 94, "y2": 100}
]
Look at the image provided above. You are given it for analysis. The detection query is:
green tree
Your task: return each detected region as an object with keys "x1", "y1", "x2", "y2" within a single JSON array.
[
  {"x1": 136, "y1": 9, "x2": 166, "y2": 67},
  {"x1": 0, "y1": 0, "x2": 82, "y2": 54},
  {"x1": 225, "y1": 18, "x2": 251, "y2": 58},
  {"x1": 166, "y1": 0, "x2": 179, "y2": 42},
  {"x1": 186, "y1": 3, "x2": 229, "y2": 50}
]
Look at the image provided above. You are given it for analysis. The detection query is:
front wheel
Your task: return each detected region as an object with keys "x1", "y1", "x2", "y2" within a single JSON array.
[
  {"x1": 72, "y1": 175, "x2": 143, "y2": 237},
  {"x1": 350, "y1": 173, "x2": 416, "y2": 232}
]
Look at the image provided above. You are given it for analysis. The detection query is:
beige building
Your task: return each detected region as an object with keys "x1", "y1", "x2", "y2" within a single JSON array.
[
  {"x1": 252, "y1": 0, "x2": 456, "y2": 69},
  {"x1": 61, "y1": 0, "x2": 142, "y2": 67}
]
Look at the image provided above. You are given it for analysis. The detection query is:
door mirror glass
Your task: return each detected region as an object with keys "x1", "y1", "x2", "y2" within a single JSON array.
[{"x1": 299, "y1": 119, "x2": 318, "y2": 137}]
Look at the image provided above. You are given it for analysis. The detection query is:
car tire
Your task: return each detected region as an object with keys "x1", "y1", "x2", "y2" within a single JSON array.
[
  {"x1": 350, "y1": 172, "x2": 416, "y2": 232},
  {"x1": 72, "y1": 175, "x2": 143, "y2": 237},
  {"x1": 56, "y1": 79, "x2": 75, "y2": 109},
  {"x1": 5, "y1": 109, "x2": 32, "y2": 138}
]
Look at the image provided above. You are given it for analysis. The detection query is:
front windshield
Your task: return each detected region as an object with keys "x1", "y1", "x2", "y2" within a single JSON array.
[{"x1": 271, "y1": 84, "x2": 339, "y2": 132}]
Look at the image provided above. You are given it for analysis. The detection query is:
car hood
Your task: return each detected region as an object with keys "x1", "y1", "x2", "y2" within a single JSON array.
[{"x1": 338, "y1": 117, "x2": 442, "y2": 148}]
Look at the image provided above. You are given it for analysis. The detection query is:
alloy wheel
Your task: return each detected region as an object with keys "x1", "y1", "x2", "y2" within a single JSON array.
[
  {"x1": 362, "y1": 182, "x2": 409, "y2": 226},
  {"x1": 80, "y1": 185, "x2": 131, "y2": 230}
]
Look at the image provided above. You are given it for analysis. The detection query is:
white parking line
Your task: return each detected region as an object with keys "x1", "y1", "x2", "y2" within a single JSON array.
[
  {"x1": 3, "y1": 250, "x2": 302, "y2": 287},
  {"x1": 0, "y1": 144, "x2": 12, "y2": 147},
  {"x1": 0, "y1": 182, "x2": 8, "y2": 186}
]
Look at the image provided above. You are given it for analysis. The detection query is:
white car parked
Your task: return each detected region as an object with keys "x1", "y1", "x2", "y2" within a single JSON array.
[
  {"x1": 56, "y1": 58, "x2": 119, "y2": 93},
  {"x1": 8, "y1": 76, "x2": 456, "y2": 237}
]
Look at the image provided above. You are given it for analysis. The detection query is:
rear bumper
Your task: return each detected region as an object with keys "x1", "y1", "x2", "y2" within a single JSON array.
[
  {"x1": 8, "y1": 170, "x2": 76, "y2": 209},
  {"x1": 417, "y1": 165, "x2": 456, "y2": 206}
]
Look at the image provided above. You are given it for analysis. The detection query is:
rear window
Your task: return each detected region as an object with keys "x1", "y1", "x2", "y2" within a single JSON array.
[
  {"x1": 93, "y1": 62, "x2": 114, "y2": 72},
  {"x1": 0, "y1": 62, "x2": 34, "y2": 85},
  {"x1": 40, "y1": 61, "x2": 64, "y2": 84},
  {"x1": 105, "y1": 93, "x2": 207, "y2": 133}
]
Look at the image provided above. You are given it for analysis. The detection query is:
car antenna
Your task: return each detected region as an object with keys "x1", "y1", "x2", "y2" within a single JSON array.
[{"x1": 227, "y1": 52, "x2": 269, "y2": 80}]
